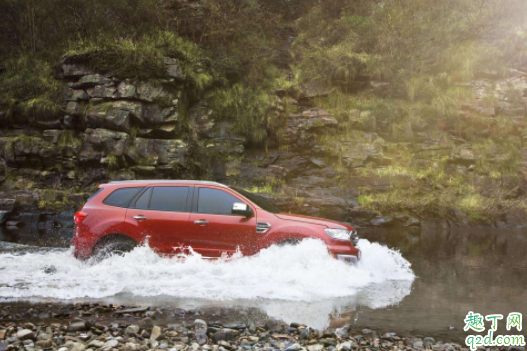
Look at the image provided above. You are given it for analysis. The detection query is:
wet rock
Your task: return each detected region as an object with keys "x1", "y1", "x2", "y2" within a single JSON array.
[
  {"x1": 370, "y1": 216, "x2": 393, "y2": 227},
  {"x1": 286, "y1": 344, "x2": 302, "y2": 351},
  {"x1": 17, "y1": 330, "x2": 35, "y2": 341},
  {"x1": 0, "y1": 211, "x2": 10, "y2": 225},
  {"x1": 404, "y1": 217, "x2": 421, "y2": 227}
]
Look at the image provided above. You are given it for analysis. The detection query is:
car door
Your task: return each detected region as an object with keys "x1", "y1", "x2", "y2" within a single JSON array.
[
  {"x1": 125, "y1": 186, "x2": 192, "y2": 255},
  {"x1": 188, "y1": 186, "x2": 257, "y2": 257}
]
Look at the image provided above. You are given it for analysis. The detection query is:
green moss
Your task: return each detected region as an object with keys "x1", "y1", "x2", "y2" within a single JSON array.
[{"x1": 0, "y1": 56, "x2": 63, "y2": 124}]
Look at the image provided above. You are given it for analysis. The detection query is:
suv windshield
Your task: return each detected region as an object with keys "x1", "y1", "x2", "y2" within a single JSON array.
[{"x1": 232, "y1": 187, "x2": 281, "y2": 214}]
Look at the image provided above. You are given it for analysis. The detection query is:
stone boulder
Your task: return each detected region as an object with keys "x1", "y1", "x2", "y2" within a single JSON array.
[
  {"x1": 282, "y1": 108, "x2": 338, "y2": 145},
  {"x1": 63, "y1": 87, "x2": 89, "y2": 101},
  {"x1": 301, "y1": 79, "x2": 334, "y2": 100},
  {"x1": 62, "y1": 63, "x2": 93, "y2": 78},
  {"x1": 188, "y1": 102, "x2": 214, "y2": 140},
  {"x1": 125, "y1": 138, "x2": 187, "y2": 168},
  {"x1": 86, "y1": 84, "x2": 117, "y2": 99},
  {"x1": 116, "y1": 81, "x2": 136, "y2": 98},
  {"x1": 164, "y1": 57, "x2": 185, "y2": 80},
  {"x1": 136, "y1": 82, "x2": 177, "y2": 102},
  {"x1": 86, "y1": 104, "x2": 133, "y2": 133},
  {"x1": 79, "y1": 128, "x2": 129, "y2": 163},
  {"x1": 73, "y1": 74, "x2": 112, "y2": 88},
  {"x1": 143, "y1": 104, "x2": 179, "y2": 126}
]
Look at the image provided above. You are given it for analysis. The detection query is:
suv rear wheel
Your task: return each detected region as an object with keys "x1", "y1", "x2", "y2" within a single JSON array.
[{"x1": 92, "y1": 236, "x2": 136, "y2": 261}]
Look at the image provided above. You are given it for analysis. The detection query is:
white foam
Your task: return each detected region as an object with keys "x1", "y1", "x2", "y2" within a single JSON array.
[{"x1": 0, "y1": 238, "x2": 413, "y2": 299}]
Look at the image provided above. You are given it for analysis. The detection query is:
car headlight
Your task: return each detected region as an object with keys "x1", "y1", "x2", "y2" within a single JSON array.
[{"x1": 324, "y1": 229, "x2": 352, "y2": 240}]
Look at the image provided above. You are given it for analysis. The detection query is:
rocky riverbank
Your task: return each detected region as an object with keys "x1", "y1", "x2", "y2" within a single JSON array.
[{"x1": 0, "y1": 303, "x2": 485, "y2": 351}]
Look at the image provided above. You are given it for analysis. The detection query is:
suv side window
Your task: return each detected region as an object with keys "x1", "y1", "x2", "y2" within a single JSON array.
[
  {"x1": 149, "y1": 186, "x2": 189, "y2": 212},
  {"x1": 197, "y1": 188, "x2": 240, "y2": 215},
  {"x1": 133, "y1": 187, "x2": 152, "y2": 209},
  {"x1": 103, "y1": 187, "x2": 143, "y2": 208}
]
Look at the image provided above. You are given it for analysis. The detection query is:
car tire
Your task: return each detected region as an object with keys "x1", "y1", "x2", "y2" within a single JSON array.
[
  {"x1": 92, "y1": 237, "x2": 136, "y2": 261},
  {"x1": 276, "y1": 239, "x2": 301, "y2": 247}
]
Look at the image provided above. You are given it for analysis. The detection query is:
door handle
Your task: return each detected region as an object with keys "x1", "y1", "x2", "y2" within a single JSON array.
[
  {"x1": 194, "y1": 220, "x2": 209, "y2": 226},
  {"x1": 133, "y1": 215, "x2": 147, "y2": 220}
]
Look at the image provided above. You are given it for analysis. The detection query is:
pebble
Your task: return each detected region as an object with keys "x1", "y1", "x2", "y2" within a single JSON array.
[
  {"x1": 150, "y1": 326, "x2": 162, "y2": 341},
  {"x1": 0, "y1": 302, "x2": 504, "y2": 351},
  {"x1": 100, "y1": 340, "x2": 118, "y2": 350},
  {"x1": 16, "y1": 329, "x2": 35, "y2": 341},
  {"x1": 88, "y1": 340, "x2": 104, "y2": 348}
]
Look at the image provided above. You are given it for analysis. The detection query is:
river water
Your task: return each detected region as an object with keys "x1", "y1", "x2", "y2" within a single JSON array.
[{"x1": 1, "y1": 225, "x2": 526, "y2": 341}]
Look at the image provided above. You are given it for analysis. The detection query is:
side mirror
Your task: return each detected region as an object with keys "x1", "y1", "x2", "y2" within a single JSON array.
[{"x1": 232, "y1": 202, "x2": 253, "y2": 218}]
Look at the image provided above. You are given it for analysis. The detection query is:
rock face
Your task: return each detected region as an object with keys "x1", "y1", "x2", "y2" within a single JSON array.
[{"x1": 2, "y1": 54, "x2": 527, "y2": 229}]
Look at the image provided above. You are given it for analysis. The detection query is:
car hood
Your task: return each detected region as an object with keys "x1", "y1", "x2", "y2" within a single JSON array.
[{"x1": 275, "y1": 213, "x2": 350, "y2": 229}]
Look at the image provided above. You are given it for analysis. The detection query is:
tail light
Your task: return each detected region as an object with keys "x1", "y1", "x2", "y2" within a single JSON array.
[{"x1": 74, "y1": 211, "x2": 87, "y2": 224}]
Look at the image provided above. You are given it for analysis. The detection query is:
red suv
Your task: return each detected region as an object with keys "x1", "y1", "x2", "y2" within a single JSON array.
[{"x1": 72, "y1": 180, "x2": 360, "y2": 263}]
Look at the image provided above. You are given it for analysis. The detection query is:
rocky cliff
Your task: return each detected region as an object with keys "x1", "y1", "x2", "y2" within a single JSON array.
[
  {"x1": 2, "y1": 55, "x2": 527, "y2": 231},
  {"x1": 1, "y1": 0, "x2": 527, "y2": 232}
]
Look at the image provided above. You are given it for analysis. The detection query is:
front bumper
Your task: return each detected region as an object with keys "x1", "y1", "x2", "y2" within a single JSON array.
[
  {"x1": 337, "y1": 254, "x2": 358, "y2": 264},
  {"x1": 327, "y1": 243, "x2": 360, "y2": 264}
]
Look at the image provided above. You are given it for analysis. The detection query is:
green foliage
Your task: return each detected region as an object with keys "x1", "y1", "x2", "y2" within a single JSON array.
[
  {"x1": 58, "y1": 130, "x2": 82, "y2": 149},
  {"x1": 107, "y1": 154, "x2": 119, "y2": 171},
  {"x1": 0, "y1": 56, "x2": 62, "y2": 124},
  {"x1": 207, "y1": 84, "x2": 278, "y2": 142}
]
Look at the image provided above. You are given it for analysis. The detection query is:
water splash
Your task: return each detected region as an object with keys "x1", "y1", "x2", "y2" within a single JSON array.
[
  {"x1": 0, "y1": 238, "x2": 414, "y2": 328},
  {"x1": 0, "y1": 238, "x2": 413, "y2": 299}
]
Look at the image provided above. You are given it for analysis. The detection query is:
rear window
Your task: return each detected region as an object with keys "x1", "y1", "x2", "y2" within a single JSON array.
[
  {"x1": 149, "y1": 187, "x2": 189, "y2": 212},
  {"x1": 86, "y1": 188, "x2": 103, "y2": 202},
  {"x1": 103, "y1": 187, "x2": 143, "y2": 208}
]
